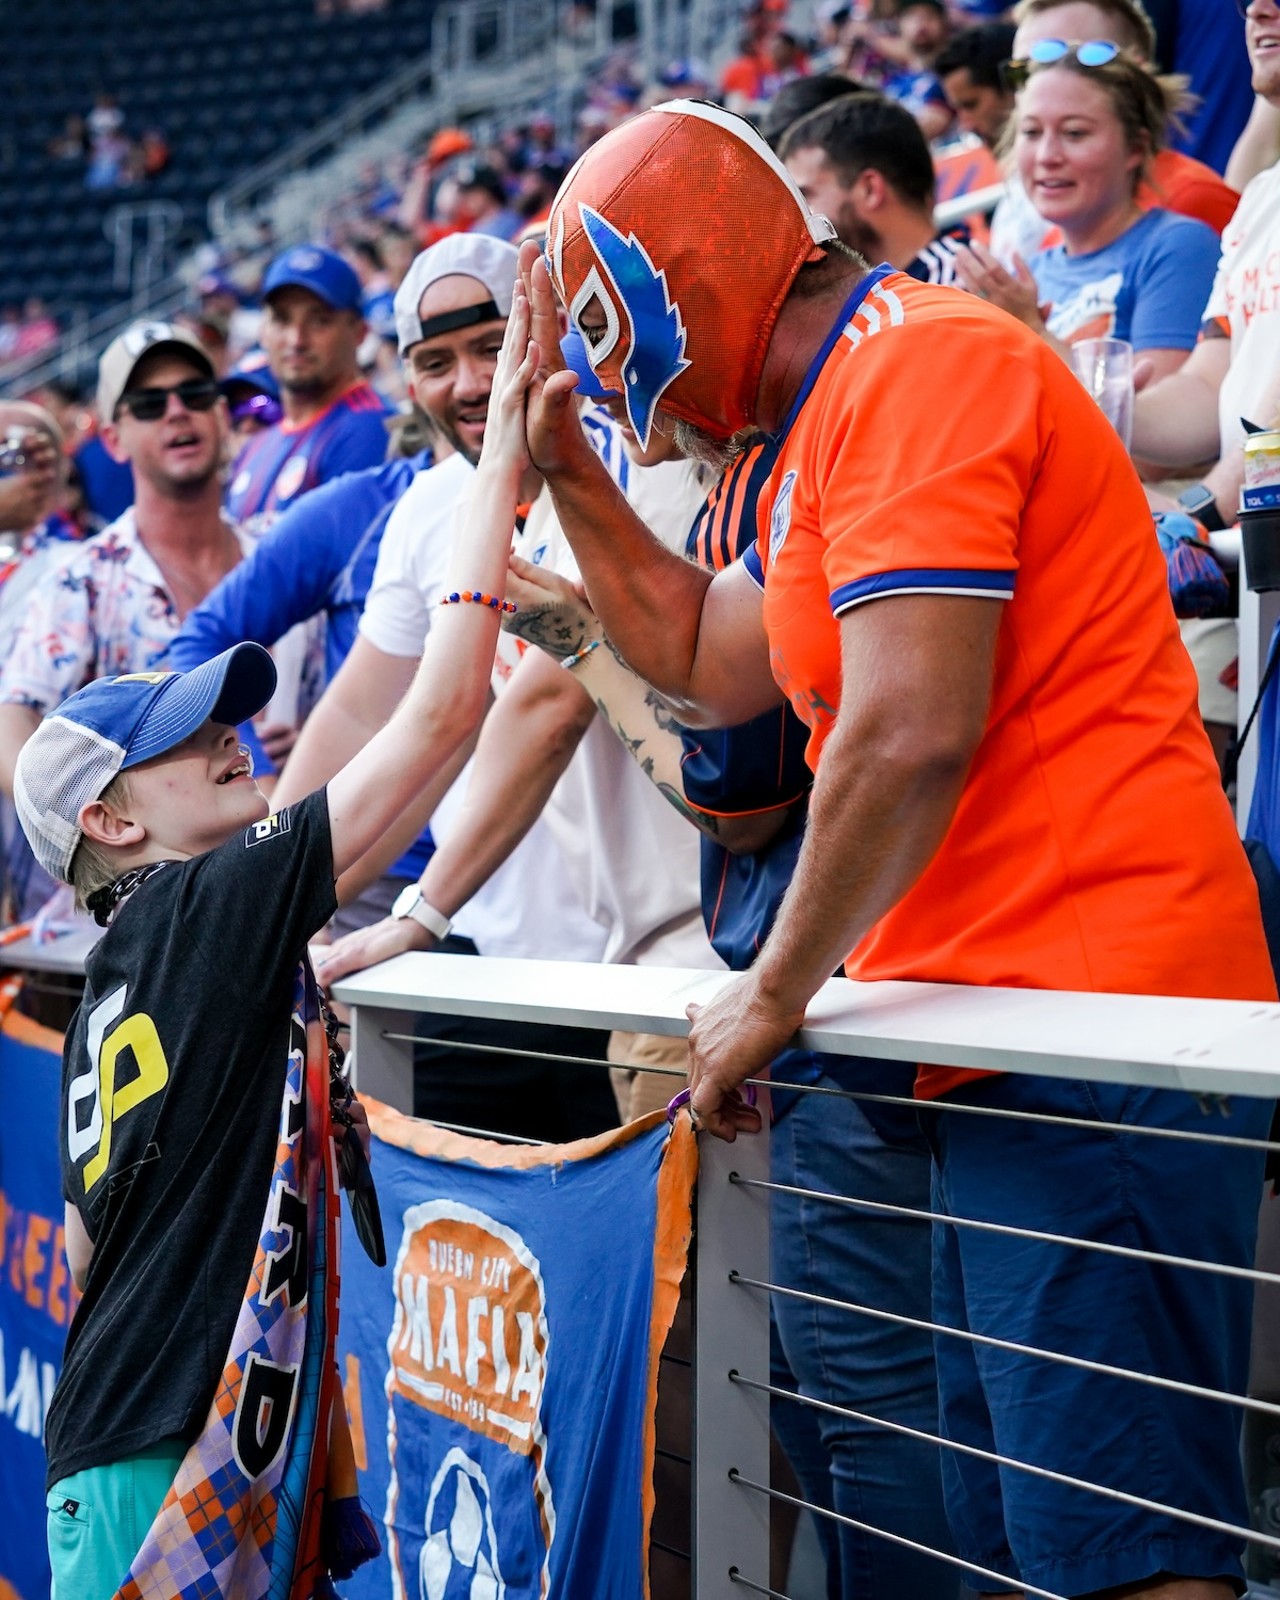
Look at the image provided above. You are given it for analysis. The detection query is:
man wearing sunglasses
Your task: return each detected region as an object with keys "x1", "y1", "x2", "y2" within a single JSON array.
[{"x1": 0, "y1": 321, "x2": 246, "y2": 903}]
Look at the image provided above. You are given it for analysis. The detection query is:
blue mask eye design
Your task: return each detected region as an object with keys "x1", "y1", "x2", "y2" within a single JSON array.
[{"x1": 576, "y1": 204, "x2": 690, "y2": 450}]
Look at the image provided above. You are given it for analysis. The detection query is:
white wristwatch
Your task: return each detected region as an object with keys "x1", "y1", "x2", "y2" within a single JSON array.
[{"x1": 391, "y1": 884, "x2": 453, "y2": 941}]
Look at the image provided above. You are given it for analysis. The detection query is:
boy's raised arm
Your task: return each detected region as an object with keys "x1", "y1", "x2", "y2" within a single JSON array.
[{"x1": 324, "y1": 286, "x2": 537, "y2": 880}]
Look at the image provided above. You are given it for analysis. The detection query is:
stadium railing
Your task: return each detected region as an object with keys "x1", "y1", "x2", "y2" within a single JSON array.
[{"x1": 331, "y1": 951, "x2": 1280, "y2": 1599}]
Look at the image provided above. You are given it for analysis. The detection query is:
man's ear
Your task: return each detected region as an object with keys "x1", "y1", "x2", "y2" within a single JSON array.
[
  {"x1": 859, "y1": 169, "x2": 889, "y2": 213},
  {"x1": 78, "y1": 797, "x2": 145, "y2": 851},
  {"x1": 99, "y1": 419, "x2": 129, "y2": 466}
]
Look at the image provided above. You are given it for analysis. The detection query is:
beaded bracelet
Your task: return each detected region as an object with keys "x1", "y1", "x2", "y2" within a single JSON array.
[
  {"x1": 439, "y1": 590, "x2": 518, "y2": 615},
  {"x1": 561, "y1": 638, "x2": 602, "y2": 671}
]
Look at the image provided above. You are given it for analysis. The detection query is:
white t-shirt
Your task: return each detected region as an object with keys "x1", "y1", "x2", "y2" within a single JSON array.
[
  {"x1": 358, "y1": 450, "x2": 606, "y2": 963},
  {"x1": 1203, "y1": 161, "x2": 1280, "y2": 456},
  {"x1": 506, "y1": 452, "x2": 725, "y2": 972},
  {"x1": 358, "y1": 452, "x2": 474, "y2": 656}
]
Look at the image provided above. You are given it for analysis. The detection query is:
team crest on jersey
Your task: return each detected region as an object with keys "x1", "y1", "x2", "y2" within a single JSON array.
[
  {"x1": 565, "y1": 204, "x2": 689, "y2": 452},
  {"x1": 273, "y1": 454, "x2": 308, "y2": 505},
  {"x1": 769, "y1": 471, "x2": 798, "y2": 563},
  {"x1": 246, "y1": 810, "x2": 292, "y2": 848}
]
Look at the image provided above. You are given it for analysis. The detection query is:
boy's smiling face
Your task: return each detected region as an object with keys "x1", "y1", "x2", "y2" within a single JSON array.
[{"x1": 84, "y1": 719, "x2": 270, "y2": 867}]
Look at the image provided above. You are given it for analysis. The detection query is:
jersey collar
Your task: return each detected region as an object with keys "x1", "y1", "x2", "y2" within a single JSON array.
[{"x1": 770, "y1": 262, "x2": 895, "y2": 447}]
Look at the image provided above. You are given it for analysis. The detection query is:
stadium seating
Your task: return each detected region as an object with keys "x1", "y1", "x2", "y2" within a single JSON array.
[{"x1": 0, "y1": 0, "x2": 438, "y2": 321}]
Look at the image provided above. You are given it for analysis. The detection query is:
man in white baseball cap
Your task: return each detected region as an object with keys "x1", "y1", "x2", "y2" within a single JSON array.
[
  {"x1": 390, "y1": 231, "x2": 517, "y2": 463},
  {"x1": 0, "y1": 321, "x2": 243, "y2": 917},
  {"x1": 94, "y1": 319, "x2": 216, "y2": 426}
]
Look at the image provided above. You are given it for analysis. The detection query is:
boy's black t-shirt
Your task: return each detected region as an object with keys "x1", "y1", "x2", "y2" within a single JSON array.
[{"x1": 45, "y1": 790, "x2": 337, "y2": 1489}]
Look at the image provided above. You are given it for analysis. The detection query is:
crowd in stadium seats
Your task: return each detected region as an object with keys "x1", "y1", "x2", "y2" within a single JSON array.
[{"x1": 4, "y1": 0, "x2": 1279, "y2": 1593}]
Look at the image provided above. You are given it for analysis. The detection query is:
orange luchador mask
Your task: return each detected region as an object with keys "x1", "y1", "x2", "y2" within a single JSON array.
[{"x1": 545, "y1": 99, "x2": 835, "y2": 447}]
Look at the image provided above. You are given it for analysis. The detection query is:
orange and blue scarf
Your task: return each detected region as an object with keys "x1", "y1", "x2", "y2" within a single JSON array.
[{"x1": 112, "y1": 965, "x2": 341, "y2": 1600}]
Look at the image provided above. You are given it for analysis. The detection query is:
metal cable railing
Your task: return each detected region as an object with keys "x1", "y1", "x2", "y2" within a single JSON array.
[
  {"x1": 731, "y1": 1374, "x2": 1280, "y2": 1555},
  {"x1": 734, "y1": 1271, "x2": 1280, "y2": 1424},
  {"x1": 726, "y1": 1475, "x2": 1071, "y2": 1600},
  {"x1": 736, "y1": 1172, "x2": 1280, "y2": 1287},
  {"x1": 4, "y1": 934, "x2": 1272, "y2": 1599},
  {"x1": 329, "y1": 953, "x2": 1280, "y2": 1600}
]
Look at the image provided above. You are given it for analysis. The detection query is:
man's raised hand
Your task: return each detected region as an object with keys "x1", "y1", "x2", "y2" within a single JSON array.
[
  {"x1": 502, "y1": 555, "x2": 599, "y2": 661},
  {"x1": 516, "y1": 239, "x2": 596, "y2": 477}
]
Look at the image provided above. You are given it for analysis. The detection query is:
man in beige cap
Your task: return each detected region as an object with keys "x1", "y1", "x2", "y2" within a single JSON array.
[{"x1": 0, "y1": 321, "x2": 245, "y2": 905}]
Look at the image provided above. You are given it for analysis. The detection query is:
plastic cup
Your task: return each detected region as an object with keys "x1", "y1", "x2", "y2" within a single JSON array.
[{"x1": 1071, "y1": 337, "x2": 1134, "y2": 453}]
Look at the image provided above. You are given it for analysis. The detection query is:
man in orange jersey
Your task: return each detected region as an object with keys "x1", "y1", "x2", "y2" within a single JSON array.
[{"x1": 519, "y1": 100, "x2": 1275, "y2": 1600}]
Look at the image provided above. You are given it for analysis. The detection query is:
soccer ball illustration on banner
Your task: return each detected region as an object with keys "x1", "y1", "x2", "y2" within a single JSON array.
[{"x1": 419, "y1": 1448, "x2": 505, "y2": 1600}]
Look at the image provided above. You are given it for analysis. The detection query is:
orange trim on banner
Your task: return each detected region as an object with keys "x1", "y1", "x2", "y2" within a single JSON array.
[
  {"x1": 2, "y1": 1001, "x2": 66, "y2": 1058},
  {"x1": 362, "y1": 1096, "x2": 674, "y2": 1168},
  {"x1": 642, "y1": 1114, "x2": 697, "y2": 1598}
]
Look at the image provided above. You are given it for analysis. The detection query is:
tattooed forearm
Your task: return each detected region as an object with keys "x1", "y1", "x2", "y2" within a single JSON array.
[
  {"x1": 644, "y1": 686, "x2": 682, "y2": 734},
  {"x1": 590, "y1": 690, "x2": 723, "y2": 840},
  {"x1": 502, "y1": 603, "x2": 597, "y2": 659}
]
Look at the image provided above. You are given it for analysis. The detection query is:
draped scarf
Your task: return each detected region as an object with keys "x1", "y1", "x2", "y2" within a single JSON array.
[{"x1": 112, "y1": 963, "x2": 341, "y2": 1600}]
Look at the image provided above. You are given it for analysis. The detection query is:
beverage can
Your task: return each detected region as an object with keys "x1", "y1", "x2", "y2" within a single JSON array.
[{"x1": 1243, "y1": 430, "x2": 1280, "y2": 491}]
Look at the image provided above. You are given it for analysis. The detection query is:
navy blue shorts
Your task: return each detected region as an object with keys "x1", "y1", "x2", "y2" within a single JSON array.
[{"x1": 924, "y1": 1073, "x2": 1271, "y2": 1597}]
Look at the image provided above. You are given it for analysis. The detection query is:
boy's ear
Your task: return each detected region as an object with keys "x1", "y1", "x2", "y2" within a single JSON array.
[{"x1": 78, "y1": 797, "x2": 145, "y2": 851}]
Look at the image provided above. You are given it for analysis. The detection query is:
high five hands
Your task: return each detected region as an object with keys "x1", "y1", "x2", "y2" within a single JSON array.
[{"x1": 516, "y1": 239, "x2": 599, "y2": 478}]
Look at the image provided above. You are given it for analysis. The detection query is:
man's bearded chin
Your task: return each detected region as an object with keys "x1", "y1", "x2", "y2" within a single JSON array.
[
  {"x1": 439, "y1": 414, "x2": 484, "y2": 467},
  {"x1": 670, "y1": 416, "x2": 760, "y2": 472}
]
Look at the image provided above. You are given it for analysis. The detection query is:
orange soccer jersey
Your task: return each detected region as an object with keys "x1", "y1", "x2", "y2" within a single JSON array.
[{"x1": 744, "y1": 268, "x2": 1275, "y2": 1097}]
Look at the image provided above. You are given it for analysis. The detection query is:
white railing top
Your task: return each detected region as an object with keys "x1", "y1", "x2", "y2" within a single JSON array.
[{"x1": 330, "y1": 952, "x2": 1280, "y2": 1100}]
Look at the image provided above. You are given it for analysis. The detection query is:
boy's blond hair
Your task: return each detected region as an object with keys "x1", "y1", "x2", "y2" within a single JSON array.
[{"x1": 69, "y1": 772, "x2": 133, "y2": 913}]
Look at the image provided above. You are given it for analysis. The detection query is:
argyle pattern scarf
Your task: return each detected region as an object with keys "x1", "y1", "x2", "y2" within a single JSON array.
[{"x1": 112, "y1": 965, "x2": 342, "y2": 1600}]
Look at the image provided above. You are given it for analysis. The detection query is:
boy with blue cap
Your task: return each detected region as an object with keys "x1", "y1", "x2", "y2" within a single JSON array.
[{"x1": 19, "y1": 286, "x2": 540, "y2": 1600}]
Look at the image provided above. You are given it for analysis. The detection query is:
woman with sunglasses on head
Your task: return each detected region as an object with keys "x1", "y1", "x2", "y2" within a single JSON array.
[{"x1": 954, "y1": 44, "x2": 1221, "y2": 391}]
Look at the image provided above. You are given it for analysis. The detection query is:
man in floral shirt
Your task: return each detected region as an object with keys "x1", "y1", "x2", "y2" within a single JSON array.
[{"x1": 0, "y1": 321, "x2": 245, "y2": 912}]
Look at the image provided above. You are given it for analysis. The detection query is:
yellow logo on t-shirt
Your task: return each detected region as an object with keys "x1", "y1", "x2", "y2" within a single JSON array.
[{"x1": 68, "y1": 985, "x2": 170, "y2": 1193}]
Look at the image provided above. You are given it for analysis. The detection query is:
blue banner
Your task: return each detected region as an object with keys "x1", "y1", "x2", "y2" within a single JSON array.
[
  {"x1": 0, "y1": 990, "x2": 70, "y2": 1600},
  {"x1": 336, "y1": 1102, "x2": 696, "y2": 1600}
]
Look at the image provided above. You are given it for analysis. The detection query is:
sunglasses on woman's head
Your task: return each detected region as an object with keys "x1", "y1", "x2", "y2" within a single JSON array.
[
  {"x1": 1001, "y1": 37, "x2": 1122, "y2": 90},
  {"x1": 117, "y1": 377, "x2": 221, "y2": 422}
]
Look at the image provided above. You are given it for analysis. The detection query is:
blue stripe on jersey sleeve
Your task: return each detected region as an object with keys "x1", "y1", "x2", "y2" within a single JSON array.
[
  {"x1": 742, "y1": 542, "x2": 766, "y2": 590},
  {"x1": 830, "y1": 568, "x2": 1015, "y2": 614}
]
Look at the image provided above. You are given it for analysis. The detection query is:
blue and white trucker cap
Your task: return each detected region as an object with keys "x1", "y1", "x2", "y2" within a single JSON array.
[{"x1": 14, "y1": 643, "x2": 277, "y2": 883}]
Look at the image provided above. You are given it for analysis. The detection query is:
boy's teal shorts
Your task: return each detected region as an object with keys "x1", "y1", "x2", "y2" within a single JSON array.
[{"x1": 47, "y1": 1437, "x2": 186, "y2": 1600}]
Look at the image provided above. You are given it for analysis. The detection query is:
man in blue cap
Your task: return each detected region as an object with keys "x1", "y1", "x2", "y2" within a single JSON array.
[{"x1": 225, "y1": 243, "x2": 389, "y2": 540}]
